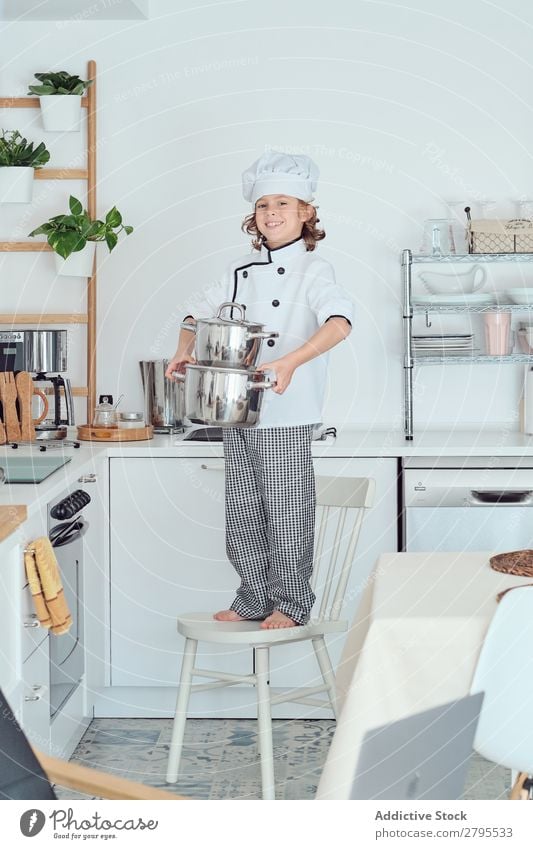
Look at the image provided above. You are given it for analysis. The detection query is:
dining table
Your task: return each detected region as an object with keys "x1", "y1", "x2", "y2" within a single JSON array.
[{"x1": 316, "y1": 550, "x2": 530, "y2": 800}]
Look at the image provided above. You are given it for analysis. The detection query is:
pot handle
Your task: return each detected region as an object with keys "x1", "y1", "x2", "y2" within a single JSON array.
[
  {"x1": 217, "y1": 302, "x2": 246, "y2": 321},
  {"x1": 246, "y1": 330, "x2": 280, "y2": 340},
  {"x1": 246, "y1": 377, "x2": 276, "y2": 390},
  {"x1": 179, "y1": 322, "x2": 197, "y2": 333},
  {"x1": 172, "y1": 371, "x2": 186, "y2": 382},
  {"x1": 32, "y1": 388, "x2": 49, "y2": 425}
]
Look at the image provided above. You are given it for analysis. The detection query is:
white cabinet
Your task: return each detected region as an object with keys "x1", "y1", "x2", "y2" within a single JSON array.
[
  {"x1": 108, "y1": 455, "x2": 398, "y2": 717},
  {"x1": 22, "y1": 639, "x2": 50, "y2": 750},
  {"x1": 109, "y1": 457, "x2": 248, "y2": 689}
]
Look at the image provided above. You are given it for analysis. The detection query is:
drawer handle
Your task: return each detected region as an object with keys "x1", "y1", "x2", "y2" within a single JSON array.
[
  {"x1": 200, "y1": 463, "x2": 225, "y2": 471},
  {"x1": 78, "y1": 473, "x2": 97, "y2": 483},
  {"x1": 23, "y1": 619, "x2": 40, "y2": 629},
  {"x1": 24, "y1": 685, "x2": 45, "y2": 702}
]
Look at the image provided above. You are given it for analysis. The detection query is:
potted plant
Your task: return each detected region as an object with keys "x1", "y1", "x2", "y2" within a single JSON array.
[
  {"x1": 28, "y1": 71, "x2": 93, "y2": 132},
  {"x1": 0, "y1": 129, "x2": 50, "y2": 203},
  {"x1": 29, "y1": 195, "x2": 134, "y2": 276}
]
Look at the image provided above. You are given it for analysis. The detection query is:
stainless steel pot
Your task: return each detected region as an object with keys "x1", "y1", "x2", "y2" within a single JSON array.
[
  {"x1": 180, "y1": 364, "x2": 275, "y2": 427},
  {"x1": 24, "y1": 330, "x2": 68, "y2": 374},
  {"x1": 140, "y1": 359, "x2": 184, "y2": 431},
  {"x1": 181, "y1": 302, "x2": 278, "y2": 369}
]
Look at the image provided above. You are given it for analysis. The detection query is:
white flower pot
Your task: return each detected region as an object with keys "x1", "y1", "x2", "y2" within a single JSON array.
[
  {"x1": 0, "y1": 166, "x2": 34, "y2": 203},
  {"x1": 55, "y1": 241, "x2": 96, "y2": 277},
  {"x1": 39, "y1": 95, "x2": 82, "y2": 132}
]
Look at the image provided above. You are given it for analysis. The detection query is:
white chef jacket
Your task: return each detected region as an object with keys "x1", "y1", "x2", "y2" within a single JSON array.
[{"x1": 184, "y1": 237, "x2": 354, "y2": 428}]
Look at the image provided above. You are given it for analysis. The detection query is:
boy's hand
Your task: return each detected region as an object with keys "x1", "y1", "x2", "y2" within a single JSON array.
[
  {"x1": 165, "y1": 354, "x2": 195, "y2": 380},
  {"x1": 257, "y1": 355, "x2": 296, "y2": 394}
]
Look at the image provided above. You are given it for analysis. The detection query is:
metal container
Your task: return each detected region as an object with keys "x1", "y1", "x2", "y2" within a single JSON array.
[
  {"x1": 140, "y1": 360, "x2": 183, "y2": 431},
  {"x1": 180, "y1": 364, "x2": 274, "y2": 427},
  {"x1": 24, "y1": 330, "x2": 68, "y2": 374},
  {"x1": 119, "y1": 411, "x2": 145, "y2": 429},
  {"x1": 181, "y1": 302, "x2": 278, "y2": 369}
]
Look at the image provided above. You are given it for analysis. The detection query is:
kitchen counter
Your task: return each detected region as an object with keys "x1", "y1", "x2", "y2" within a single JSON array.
[
  {"x1": 107, "y1": 426, "x2": 533, "y2": 458},
  {"x1": 2, "y1": 426, "x2": 533, "y2": 517}
]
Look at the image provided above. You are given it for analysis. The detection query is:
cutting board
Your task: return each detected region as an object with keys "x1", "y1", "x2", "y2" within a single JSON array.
[{"x1": 77, "y1": 424, "x2": 153, "y2": 442}]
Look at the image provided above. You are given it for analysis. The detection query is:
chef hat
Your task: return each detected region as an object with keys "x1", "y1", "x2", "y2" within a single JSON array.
[{"x1": 242, "y1": 150, "x2": 319, "y2": 205}]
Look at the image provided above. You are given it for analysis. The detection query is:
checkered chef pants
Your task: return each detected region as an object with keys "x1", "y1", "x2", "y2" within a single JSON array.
[{"x1": 222, "y1": 425, "x2": 316, "y2": 625}]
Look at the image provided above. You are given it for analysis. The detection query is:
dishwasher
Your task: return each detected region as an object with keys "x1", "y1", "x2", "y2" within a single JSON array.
[{"x1": 402, "y1": 456, "x2": 533, "y2": 553}]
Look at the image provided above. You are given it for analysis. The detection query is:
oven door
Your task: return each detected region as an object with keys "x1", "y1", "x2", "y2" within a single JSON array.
[
  {"x1": 49, "y1": 517, "x2": 88, "y2": 718},
  {"x1": 404, "y1": 468, "x2": 533, "y2": 553}
]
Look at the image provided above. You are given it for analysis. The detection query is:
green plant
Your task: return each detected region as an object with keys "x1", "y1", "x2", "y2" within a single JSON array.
[
  {"x1": 0, "y1": 129, "x2": 50, "y2": 168},
  {"x1": 28, "y1": 71, "x2": 93, "y2": 96},
  {"x1": 29, "y1": 195, "x2": 134, "y2": 259}
]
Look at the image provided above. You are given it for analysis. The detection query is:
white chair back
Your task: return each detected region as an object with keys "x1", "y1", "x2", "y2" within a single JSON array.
[
  {"x1": 470, "y1": 585, "x2": 533, "y2": 773},
  {"x1": 311, "y1": 476, "x2": 375, "y2": 622}
]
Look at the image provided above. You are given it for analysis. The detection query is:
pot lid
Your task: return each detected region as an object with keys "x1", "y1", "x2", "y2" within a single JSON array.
[{"x1": 199, "y1": 301, "x2": 264, "y2": 329}]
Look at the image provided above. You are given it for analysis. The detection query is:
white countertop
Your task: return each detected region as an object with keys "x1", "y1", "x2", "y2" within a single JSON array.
[{"x1": 2, "y1": 425, "x2": 533, "y2": 519}]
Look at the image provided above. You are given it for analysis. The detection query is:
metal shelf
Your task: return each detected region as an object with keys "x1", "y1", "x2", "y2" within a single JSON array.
[
  {"x1": 402, "y1": 247, "x2": 533, "y2": 440},
  {"x1": 411, "y1": 253, "x2": 533, "y2": 263},
  {"x1": 412, "y1": 303, "x2": 533, "y2": 314},
  {"x1": 413, "y1": 354, "x2": 533, "y2": 365}
]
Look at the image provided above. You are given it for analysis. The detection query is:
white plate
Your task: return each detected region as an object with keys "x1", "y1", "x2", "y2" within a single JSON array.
[
  {"x1": 506, "y1": 288, "x2": 533, "y2": 305},
  {"x1": 413, "y1": 293, "x2": 496, "y2": 305}
]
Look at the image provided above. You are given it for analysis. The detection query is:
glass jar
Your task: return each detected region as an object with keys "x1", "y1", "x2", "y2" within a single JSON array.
[{"x1": 93, "y1": 401, "x2": 118, "y2": 428}]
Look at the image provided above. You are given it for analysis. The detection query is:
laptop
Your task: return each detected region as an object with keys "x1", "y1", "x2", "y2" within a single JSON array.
[{"x1": 350, "y1": 692, "x2": 484, "y2": 800}]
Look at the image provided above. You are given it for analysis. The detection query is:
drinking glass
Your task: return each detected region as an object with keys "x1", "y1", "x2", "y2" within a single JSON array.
[
  {"x1": 445, "y1": 200, "x2": 469, "y2": 254},
  {"x1": 420, "y1": 219, "x2": 454, "y2": 256}
]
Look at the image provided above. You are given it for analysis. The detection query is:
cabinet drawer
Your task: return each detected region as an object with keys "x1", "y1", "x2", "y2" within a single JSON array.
[
  {"x1": 22, "y1": 640, "x2": 50, "y2": 751},
  {"x1": 21, "y1": 582, "x2": 48, "y2": 662}
]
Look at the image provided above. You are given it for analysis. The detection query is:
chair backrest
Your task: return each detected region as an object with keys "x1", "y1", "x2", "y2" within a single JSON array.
[
  {"x1": 0, "y1": 688, "x2": 56, "y2": 800},
  {"x1": 311, "y1": 476, "x2": 375, "y2": 622},
  {"x1": 469, "y1": 585, "x2": 533, "y2": 773}
]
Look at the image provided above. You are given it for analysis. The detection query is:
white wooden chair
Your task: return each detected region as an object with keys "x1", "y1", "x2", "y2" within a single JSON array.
[
  {"x1": 165, "y1": 475, "x2": 375, "y2": 800},
  {"x1": 469, "y1": 584, "x2": 533, "y2": 799}
]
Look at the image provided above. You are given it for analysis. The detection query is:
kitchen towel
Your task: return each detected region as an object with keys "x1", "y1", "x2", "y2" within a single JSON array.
[{"x1": 24, "y1": 536, "x2": 72, "y2": 635}]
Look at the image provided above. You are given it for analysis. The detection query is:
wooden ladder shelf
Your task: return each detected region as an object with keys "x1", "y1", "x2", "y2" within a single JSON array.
[{"x1": 0, "y1": 61, "x2": 97, "y2": 421}]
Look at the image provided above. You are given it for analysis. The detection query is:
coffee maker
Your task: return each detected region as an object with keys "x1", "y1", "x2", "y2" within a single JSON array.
[{"x1": 0, "y1": 330, "x2": 75, "y2": 438}]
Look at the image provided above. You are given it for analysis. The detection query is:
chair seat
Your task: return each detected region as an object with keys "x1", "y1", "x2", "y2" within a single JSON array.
[{"x1": 176, "y1": 612, "x2": 347, "y2": 645}]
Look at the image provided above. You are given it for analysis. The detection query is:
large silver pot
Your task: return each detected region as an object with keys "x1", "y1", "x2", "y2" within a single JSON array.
[
  {"x1": 140, "y1": 359, "x2": 184, "y2": 430},
  {"x1": 181, "y1": 302, "x2": 278, "y2": 369},
  {"x1": 180, "y1": 364, "x2": 275, "y2": 427}
]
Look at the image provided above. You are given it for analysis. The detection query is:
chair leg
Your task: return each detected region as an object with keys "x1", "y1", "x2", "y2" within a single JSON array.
[
  {"x1": 166, "y1": 637, "x2": 198, "y2": 784},
  {"x1": 255, "y1": 646, "x2": 275, "y2": 800},
  {"x1": 312, "y1": 636, "x2": 338, "y2": 718}
]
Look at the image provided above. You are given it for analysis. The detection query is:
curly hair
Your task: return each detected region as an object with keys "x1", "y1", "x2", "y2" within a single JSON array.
[{"x1": 241, "y1": 201, "x2": 325, "y2": 251}]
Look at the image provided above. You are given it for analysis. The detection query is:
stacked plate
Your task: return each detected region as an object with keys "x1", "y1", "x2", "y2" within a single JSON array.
[{"x1": 412, "y1": 334, "x2": 477, "y2": 356}]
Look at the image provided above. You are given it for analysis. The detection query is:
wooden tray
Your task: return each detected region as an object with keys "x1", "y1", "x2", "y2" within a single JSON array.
[{"x1": 77, "y1": 424, "x2": 153, "y2": 442}]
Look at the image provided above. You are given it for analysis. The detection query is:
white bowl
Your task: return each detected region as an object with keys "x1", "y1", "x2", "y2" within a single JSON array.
[{"x1": 506, "y1": 288, "x2": 533, "y2": 305}]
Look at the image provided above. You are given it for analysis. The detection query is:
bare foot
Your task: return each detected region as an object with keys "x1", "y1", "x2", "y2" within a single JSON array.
[
  {"x1": 260, "y1": 611, "x2": 300, "y2": 629},
  {"x1": 213, "y1": 610, "x2": 246, "y2": 622}
]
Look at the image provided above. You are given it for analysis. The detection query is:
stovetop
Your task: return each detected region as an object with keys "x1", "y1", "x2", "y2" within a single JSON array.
[
  {"x1": 181, "y1": 425, "x2": 337, "y2": 443},
  {"x1": 0, "y1": 455, "x2": 72, "y2": 483}
]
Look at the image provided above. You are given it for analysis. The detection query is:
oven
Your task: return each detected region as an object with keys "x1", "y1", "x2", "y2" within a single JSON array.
[
  {"x1": 402, "y1": 456, "x2": 533, "y2": 553},
  {"x1": 47, "y1": 487, "x2": 90, "y2": 719}
]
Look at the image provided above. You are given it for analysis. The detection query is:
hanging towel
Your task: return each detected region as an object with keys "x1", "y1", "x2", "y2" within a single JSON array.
[{"x1": 24, "y1": 537, "x2": 72, "y2": 635}]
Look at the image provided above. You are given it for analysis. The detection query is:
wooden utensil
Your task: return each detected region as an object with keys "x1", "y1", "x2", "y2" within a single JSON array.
[
  {"x1": 0, "y1": 373, "x2": 21, "y2": 441},
  {"x1": 15, "y1": 371, "x2": 35, "y2": 441}
]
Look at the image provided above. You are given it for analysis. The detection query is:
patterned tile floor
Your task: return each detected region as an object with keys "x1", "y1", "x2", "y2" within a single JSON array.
[{"x1": 55, "y1": 718, "x2": 511, "y2": 801}]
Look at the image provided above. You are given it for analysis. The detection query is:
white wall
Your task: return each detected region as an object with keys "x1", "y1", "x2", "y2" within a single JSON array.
[{"x1": 1, "y1": 0, "x2": 532, "y2": 432}]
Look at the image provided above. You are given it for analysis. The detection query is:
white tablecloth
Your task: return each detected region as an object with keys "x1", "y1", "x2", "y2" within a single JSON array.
[{"x1": 317, "y1": 551, "x2": 528, "y2": 800}]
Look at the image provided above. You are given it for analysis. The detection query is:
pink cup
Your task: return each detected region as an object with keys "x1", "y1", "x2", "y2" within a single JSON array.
[{"x1": 484, "y1": 311, "x2": 512, "y2": 355}]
